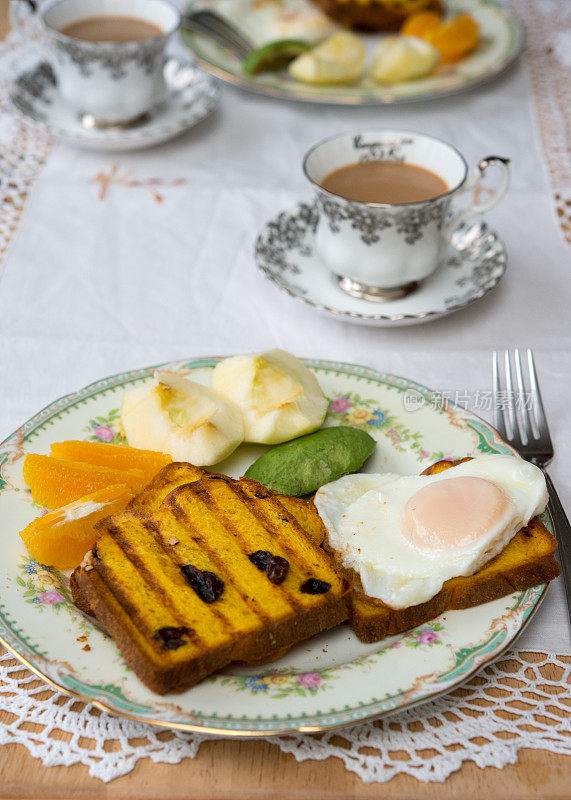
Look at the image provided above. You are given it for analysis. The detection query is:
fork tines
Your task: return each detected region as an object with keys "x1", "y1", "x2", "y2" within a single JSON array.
[
  {"x1": 492, "y1": 349, "x2": 551, "y2": 453},
  {"x1": 183, "y1": 10, "x2": 253, "y2": 58}
]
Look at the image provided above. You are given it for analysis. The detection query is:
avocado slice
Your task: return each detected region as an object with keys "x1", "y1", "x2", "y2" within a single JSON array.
[
  {"x1": 243, "y1": 39, "x2": 312, "y2": 75},
  {"x1": 244, "y1": 425, "x2": 376, "y2": 496}
]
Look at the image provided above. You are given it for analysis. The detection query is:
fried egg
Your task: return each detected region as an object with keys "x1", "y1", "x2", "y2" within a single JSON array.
[
  {"x1": 202, "y1": 0, "x2": 338, "y2": 46},
  {"x1": 314, "y1": 455, "x2": 548, "y2": 609}
]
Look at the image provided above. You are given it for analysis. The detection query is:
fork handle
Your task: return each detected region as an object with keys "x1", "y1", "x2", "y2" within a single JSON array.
[{"x1": 543, "y1": 470, "x2": 571, "y2": 628}]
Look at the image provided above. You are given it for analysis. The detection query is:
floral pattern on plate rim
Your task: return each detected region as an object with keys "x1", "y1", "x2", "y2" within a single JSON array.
[
  {"x1": 217, "y1": 622, "x2": 445, "y2": 698},
  {"x1": 328, "y1": 391, "x2": 452, "y2": 462},
  {"x1": 16, "y1": 556, "x2": 94, "y2": 640},
  {"x1": 84, "y1": 408, "x2": 125, "y2": 445}
]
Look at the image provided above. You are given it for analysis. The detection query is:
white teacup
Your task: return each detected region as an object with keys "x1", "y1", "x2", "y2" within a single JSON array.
[
  {"x1": 14, "y1": 0, "x2": 180, "y2": 127},
  {"x1": 303, "y1": 130, "x2": 510, "y2": 301}
]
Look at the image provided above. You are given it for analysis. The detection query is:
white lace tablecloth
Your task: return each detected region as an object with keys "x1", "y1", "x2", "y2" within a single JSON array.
[
  {"x1": 0, "y1": 650, "x2": 569, "y2": 783},
  {"x1": 0, "y1": 0, "x2": 570, "y2": 785}
]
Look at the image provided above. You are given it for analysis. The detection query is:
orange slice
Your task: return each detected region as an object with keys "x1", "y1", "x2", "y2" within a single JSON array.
[
  {"x1": 401, "y1": 11, "x2": 442, "y2": 39},
  {"x1": 50, "y1": 440, "x2": 171, "y2": 484},
  {"x1": 20, "y1": 484, "x2": 132, "y2": 569},
  {"x1": 426, "y1": 14, "x2": 480, "y2": 63},
  {"x1": 23, "y1": 454, "x2": 145, "y2": 509}
]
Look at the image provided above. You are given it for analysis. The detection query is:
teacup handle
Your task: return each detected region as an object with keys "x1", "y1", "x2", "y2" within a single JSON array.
[
  {"x1": 10, "y1": 0, "x2": 38, "y2": 28},
  {"x1": 445, "y1": 156, "x2": 510, "y2": 239},
  {"x1": 10, "y1": 0, "x2": 53, "y2": 66}
]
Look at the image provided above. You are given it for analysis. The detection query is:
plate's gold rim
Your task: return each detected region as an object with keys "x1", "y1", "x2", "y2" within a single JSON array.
[{"x1": 0, "y1": 582, "x2": 549, "y2": 736}]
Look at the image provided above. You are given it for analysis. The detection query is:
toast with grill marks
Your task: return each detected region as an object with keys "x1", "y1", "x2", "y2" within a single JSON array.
[
  {"x1": 72, "y1": 474, "x2": 348, "y2": 694},
  {"x1": 71, "y1": 462, "x2": 213, "y2": 618},
  {"x1": 127, "y1": 462, "x2": 326, "y2": 545},
  {"x1": 309, "y1": 0, "x2": 443, "y2": 31},
  {"x1": 71, "y1": 462, "x2": 328, "y2": 619},
  {"x1": 337, "y1": 459, "x2": 561, "y2": 643},
  {"x1": 126, "y1": 462, "x2": 211, "y2": 513}
]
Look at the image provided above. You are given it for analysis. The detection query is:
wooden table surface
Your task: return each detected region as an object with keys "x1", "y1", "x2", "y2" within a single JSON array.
[{"x1": 0, "y1": 4, "x2": 569, "y2": 798}]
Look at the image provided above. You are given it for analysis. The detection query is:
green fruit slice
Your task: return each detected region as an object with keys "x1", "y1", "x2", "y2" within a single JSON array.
[
  {"x1": 243, "y1": 39, "x2": 312, "y2": 75},
  {"x1": 244, "y1": 425, "x2": 376, "y2": 496}
]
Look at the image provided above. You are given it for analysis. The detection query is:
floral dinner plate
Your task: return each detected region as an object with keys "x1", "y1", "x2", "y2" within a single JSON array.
[{"x1": 0, "y1": 357, "x2": 550, "y2": 735}]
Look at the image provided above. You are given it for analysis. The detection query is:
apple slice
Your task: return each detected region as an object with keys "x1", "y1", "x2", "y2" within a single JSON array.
[
  {"x1": 121, "y1": 372, "x2": 244, "y2": 466},
  {"x1": 370, "y1": 36, "x2": 440, "y2": 84},
  {"x1": 211, "y1": 349, "x2": 327, "y2": 445},
  {"x1": 289, "y1": 32, "x2": 366, "y2": 86}
]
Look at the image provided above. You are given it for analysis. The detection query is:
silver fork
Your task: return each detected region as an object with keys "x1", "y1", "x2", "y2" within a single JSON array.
[
  {"x1": 493, "y1": 349, "x2": 571, "y2": 625},
  {"x1": 181, "y1": 9, "x2": 254, "y2": 60}
]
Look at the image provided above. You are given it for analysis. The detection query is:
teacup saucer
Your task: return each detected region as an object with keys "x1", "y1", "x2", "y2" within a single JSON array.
[
  {"x1": 255, "y1": 202, "x2": 507, "y2": 327},
  {"x1": 9, "y1": 56, "x2": 219, "y2": 152}
]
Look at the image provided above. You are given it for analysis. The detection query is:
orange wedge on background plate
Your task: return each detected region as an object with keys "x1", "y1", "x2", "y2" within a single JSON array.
[
  {"x1": 50, "y1": 440, "x2": 171, "y2": 484},
  {"x1": 402, "y1": 11, "x2": 480, "y2": 63},
  {"x1": 401, "y1": 11, "x2": 442, "y2": 39},
  {"x1": 20, "y1": 484, "x2": 133, "y2": 569},
  {"x1": 426, "y1": 14, "x2": 480, "y2": 63},
  {"x1": 23, "y1": 454, "x2": 145, "y2": 509}
]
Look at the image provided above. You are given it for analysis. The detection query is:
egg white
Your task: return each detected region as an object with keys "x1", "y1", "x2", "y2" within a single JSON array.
[
  {"x1": 202, "y1": 0, "x2": 338, "y2": 46},
  {"x1": 314, "y1": 455, "x2": 548, "y2": 609}
]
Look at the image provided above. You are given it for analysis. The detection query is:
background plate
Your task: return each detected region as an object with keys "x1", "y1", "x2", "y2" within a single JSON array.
[
  {"x1": 0, "y1": 357, "x2": 549, "y2": 735},
  {"x1": 181, "y1": 0, "x2": 523, "y2": 105}
]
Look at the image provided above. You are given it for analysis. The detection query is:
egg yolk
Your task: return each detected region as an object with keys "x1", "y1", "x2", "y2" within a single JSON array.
[{"x1": 403, "y1": 476, "x2": 512, "y2": 550}]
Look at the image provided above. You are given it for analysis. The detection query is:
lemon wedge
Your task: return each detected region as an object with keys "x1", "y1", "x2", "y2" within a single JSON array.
[
  {"x1": 370, "y1": 35, "x2": 440, "y2": 84},
  {"x1": 289, "y1": 32, "x2": 366, "y2": 86}
]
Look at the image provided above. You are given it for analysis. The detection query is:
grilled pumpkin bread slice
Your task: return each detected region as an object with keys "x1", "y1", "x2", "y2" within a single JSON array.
[
  {"x1": 310, "y1": 0, "x2": 443, "y2": 32},
  {"x1": 72, "y1": 473, "x2": 348, "y2": 694},
  {"x1": 127, "y1": 462, "x2": 326, "y2": 545},
  {"x1": 344, "y1": 459, "x2": 561, "y2": 643},
  {"x1": 72, "y1": 462, "x2": 327, "y2": 618}
]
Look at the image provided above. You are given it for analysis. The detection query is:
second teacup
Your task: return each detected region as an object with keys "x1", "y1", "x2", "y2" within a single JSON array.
[
  {"x1": 303, "y1": 130, "x2": 510, "y2": 301},
  {"x1": 16, "y1": 0, "x2": 180, "y2": 127}
]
